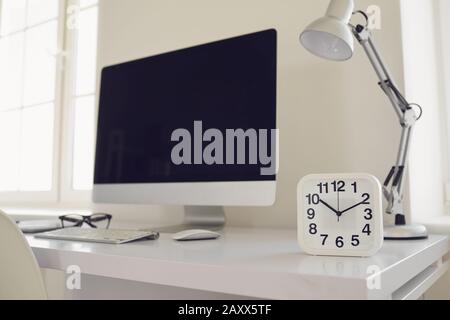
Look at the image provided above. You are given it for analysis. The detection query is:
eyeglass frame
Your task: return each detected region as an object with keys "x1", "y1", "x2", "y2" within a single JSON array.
[{"x1": 58, "y1": 213, "x2": 113, "y2": 229}]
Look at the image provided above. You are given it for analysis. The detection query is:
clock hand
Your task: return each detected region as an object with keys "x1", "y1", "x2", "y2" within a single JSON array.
[
  {"x1": 339, "y1": 200, "x2": 366, "y2": 216},
  {"x1": 337, "y1": 190, "x2": 340, "y2": 222},
  {"x1": 337, "y1": 190, "x2": 340, "y2": 212},
  {"x1": 319, "y1": 199, "x2": 340, "y2": 216}
]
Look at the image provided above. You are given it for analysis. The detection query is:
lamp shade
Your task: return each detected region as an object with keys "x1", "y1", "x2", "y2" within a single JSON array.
[{"x1": 300, "y1": 0, "x2": 354, "y2": 61}]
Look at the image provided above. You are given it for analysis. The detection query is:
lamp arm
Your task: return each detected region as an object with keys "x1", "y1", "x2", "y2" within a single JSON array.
[{"x1": 352, "y1": 26, "x2": 420, "y2": 223}]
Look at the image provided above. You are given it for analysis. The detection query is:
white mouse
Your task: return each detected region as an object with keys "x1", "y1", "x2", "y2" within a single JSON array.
[{"x1": 172, "y1": 229, "x2": 221, "y2": 241}]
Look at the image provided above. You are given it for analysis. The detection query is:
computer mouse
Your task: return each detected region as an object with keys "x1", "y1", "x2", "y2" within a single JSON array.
[{"x1": 172, "y1": 229, "x2": 221, "y2": 241}]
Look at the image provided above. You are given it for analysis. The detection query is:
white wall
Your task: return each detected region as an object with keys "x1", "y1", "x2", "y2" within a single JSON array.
[{"x1": 93, "y1": 0, "x2": 405, "y2": 228}]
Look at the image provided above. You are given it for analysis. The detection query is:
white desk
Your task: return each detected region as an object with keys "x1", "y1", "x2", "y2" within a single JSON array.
[{"x1": 27, "y1": 228, "x2": 448, "y2": 300}]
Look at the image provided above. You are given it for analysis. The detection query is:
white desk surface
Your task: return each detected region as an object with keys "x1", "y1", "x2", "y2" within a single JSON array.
[{"x1": 27, "y1": 228, "x2": 448, "y2": 300}]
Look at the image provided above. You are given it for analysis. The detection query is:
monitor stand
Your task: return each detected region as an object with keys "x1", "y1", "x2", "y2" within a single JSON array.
[{"x1": 153, "y1": 206, "x2": 226, "y2": 233}]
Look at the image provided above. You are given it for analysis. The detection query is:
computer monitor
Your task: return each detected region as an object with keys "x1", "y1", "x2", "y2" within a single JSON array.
[{"x1": 93, "y1": 29, "x2": 277, "y2": 229}]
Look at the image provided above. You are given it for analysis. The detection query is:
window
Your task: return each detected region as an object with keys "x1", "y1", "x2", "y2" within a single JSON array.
[
  {"x1": 67, "y1": 0, "x2": 98, "y2": 191},
  {"x1": 0, "y1": 0, "x2": 59, "y2": 193},
  {"x1": 0, "y1": 0, "x2": 98, "y2": 202}
]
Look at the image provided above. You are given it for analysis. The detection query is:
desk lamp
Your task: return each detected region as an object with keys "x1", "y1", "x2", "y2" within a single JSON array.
[{"x1": 300, "y1": 0, "x2": 427, "y2": 239}]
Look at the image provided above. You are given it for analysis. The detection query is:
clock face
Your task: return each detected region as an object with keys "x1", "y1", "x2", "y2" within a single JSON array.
[{"x1": 298, "y1": 174, "x2": 383, "y2": 257}]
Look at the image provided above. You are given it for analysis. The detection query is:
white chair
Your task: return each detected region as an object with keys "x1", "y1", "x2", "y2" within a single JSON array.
[{"x1": 0, "y1": 210, "x2": 47, "y2": 300}]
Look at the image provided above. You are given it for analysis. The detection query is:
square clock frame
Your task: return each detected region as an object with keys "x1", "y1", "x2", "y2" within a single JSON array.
[{"x1": 297, "y1": 173, "x2": 383, "y2": 257}]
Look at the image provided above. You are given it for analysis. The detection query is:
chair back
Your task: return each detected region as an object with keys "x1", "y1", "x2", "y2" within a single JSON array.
[{"x1": 0, "y1": 210, "x2": 47, "y2": 299}]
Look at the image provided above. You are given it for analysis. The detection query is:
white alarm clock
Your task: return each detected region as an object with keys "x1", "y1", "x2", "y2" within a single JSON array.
[{"x1": 298, "y1": 173, "x2": 383, "y2": 257}]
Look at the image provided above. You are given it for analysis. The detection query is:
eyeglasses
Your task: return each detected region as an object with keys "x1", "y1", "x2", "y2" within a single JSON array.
[{"x1": 59, "y1": 213, "x2": 112, "y2": 229}]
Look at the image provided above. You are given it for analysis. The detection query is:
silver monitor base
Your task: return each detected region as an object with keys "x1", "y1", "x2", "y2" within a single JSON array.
[
  {"x1": 384, "y1": 224, "x2": 428, "y2": 240},
  {"x1": 152, "y1": 206, "x2": 226, "y2": 233}
]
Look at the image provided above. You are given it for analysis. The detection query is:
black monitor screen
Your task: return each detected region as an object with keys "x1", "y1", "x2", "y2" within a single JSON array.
[{"x1": 94, "y1": 29, "x2": 277, "y2": 184}]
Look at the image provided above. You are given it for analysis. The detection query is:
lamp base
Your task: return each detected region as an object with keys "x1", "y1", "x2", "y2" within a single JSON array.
[{"x1": 384, "y1": 224, "x2": 428, "y2": 240}]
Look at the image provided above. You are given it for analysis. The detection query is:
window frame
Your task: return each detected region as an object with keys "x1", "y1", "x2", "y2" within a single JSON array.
[
  {"x1": 60, "y1": 0, "x2": 97, "y2": 203},
  {"x1": 0, "y1": 0, "x2": 97, "y2": 205}
]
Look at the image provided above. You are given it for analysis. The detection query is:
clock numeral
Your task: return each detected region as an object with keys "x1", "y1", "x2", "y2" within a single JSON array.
[
  {"x1": 320, "y1": 234, "x2": 328, "y2": 246},
  {"x1": 364, "y1": 208, "x2": 373, "y2": 220},
  {"x1": 335, "y1": 236, "x2": 344, "y2": 248},
  {"x1": 317, "y1": 182, "x2": 329, "y2": 194},
  {"x1": 362, "y1": 224, "x2": 372, "y2": 236},
  {"x1": 331, "y1": 180, "x2": 345, "y2": 192},
  {"x1": 306, "y1": 194, "x2": 320, "y2": 205},
  {"x1": 361, "y1": 193, "x2": 370, "y2": 204},
  {"x1": 307, "y1": 208, "x2": 315, "y2": 220},
  {"x1": 351, "y1": 235, "x2": 360, "y2": 247},
  {"x1": 351, "y1": 182, "x2": 357, "y2": 193},
  {"x1": 309, "y1": 223, "x2": 317, "y2": 235}
]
